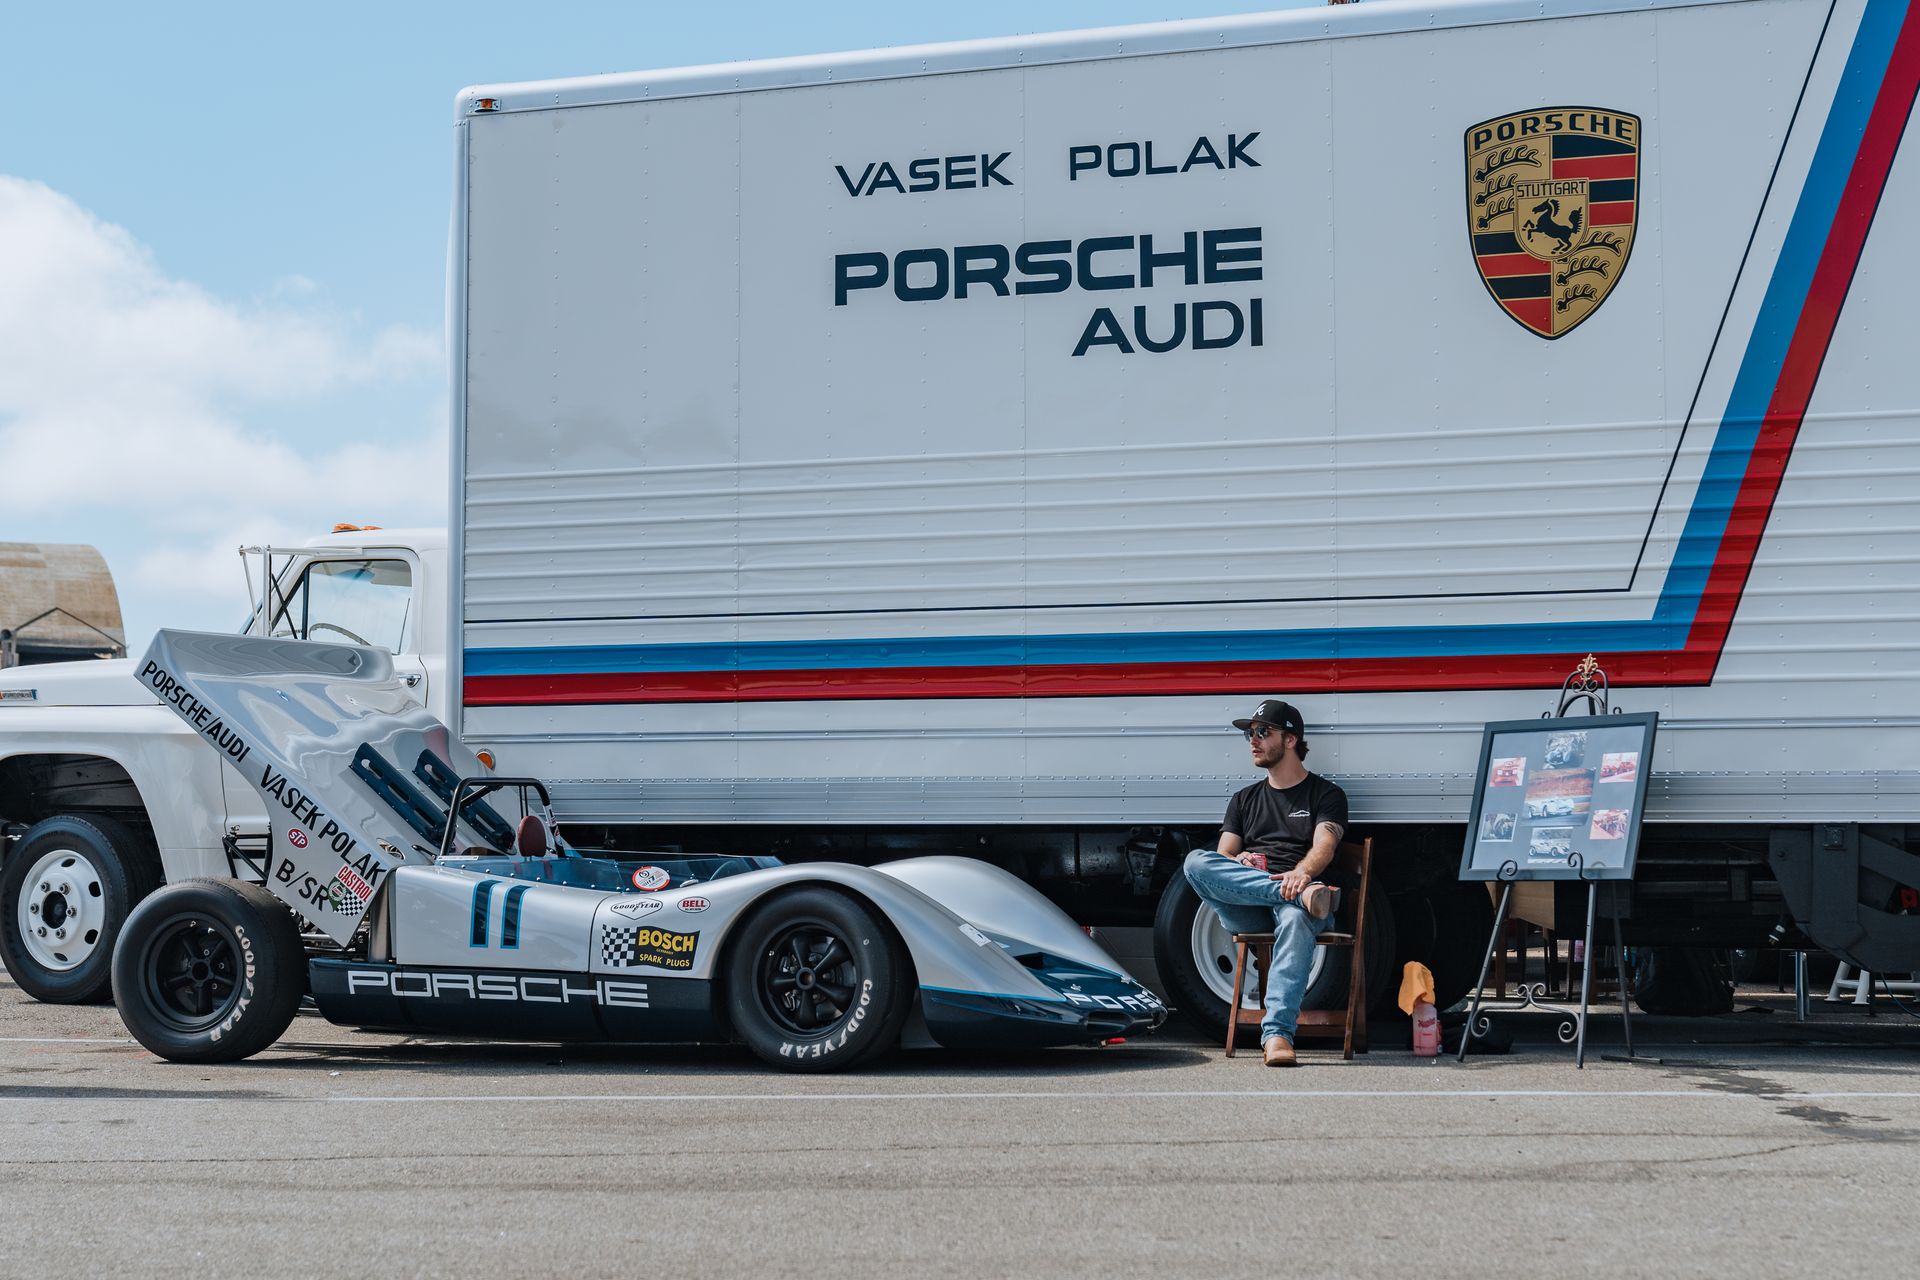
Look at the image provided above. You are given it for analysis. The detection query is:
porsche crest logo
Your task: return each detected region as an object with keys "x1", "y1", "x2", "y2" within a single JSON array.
[{"x1": 1466, "y1": 107, "x2": 1640, "y2": 339}]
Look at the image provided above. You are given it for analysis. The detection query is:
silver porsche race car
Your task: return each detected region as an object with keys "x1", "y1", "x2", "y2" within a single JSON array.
[{"x1": 110, "y1": 632, "x2": 1165, "y2": 1071}]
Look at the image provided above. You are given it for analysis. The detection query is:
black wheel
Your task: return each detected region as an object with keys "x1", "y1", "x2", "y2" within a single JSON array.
[
  {"x1": 723, "y1": 888, "x2": 913, "y2": 1072},
  {"x1": 1152, "y1": 870, "x2": 1397, "y2": 1039},
  {"x1": 1386, "y1": 880, "x2": 1497, "y2": 1014},
  {"x1": 111, "y1": 879, "x2": 307, "y2": 1063},
  {"x1": 0, "y1": 815, "x2": 160, "y2": 1003},
  {"x1": 1632, "y1": 946, "x2": 1736, "y2": 1016},
  {"x1": 1354, "y1": 889, "x2": 1399, "y2": 1018}
]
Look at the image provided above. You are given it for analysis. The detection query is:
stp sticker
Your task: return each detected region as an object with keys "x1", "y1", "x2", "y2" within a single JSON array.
[
  {"x1": 678, "y1": 896, "x2": 710, "y2": 913},
  {"x1": 287, "y1": 828, "x2": 309, "y2": 849},
  {"x1": 631, "y1": 865, "x2": 671, "y2": 891}
]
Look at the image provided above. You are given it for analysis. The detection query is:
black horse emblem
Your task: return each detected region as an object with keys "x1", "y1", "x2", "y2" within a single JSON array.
[{"x1": 1522, "y1": 199, "x2": 1584, "y2": 256}]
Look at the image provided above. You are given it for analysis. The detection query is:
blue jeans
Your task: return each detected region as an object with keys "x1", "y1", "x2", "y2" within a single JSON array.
[{"x1": 1183, "y1": 849, "x2": 1331, "y2": 1042}]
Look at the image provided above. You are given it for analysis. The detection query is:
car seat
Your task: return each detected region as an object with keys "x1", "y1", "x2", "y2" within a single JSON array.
[{"x1": 515, "y1": 814, "x2": 553, "y2": 858}]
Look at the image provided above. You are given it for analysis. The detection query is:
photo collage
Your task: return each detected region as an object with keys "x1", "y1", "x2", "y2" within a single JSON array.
[{"x1": 1471, "y1": 724, "x2": 1648, "y2": 875}]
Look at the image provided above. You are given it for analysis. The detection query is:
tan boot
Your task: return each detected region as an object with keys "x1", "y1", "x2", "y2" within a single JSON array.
[
  {"x1": 1301, "y1": 882, "x2": 1339, "y2": 921},
  {"x1": 1262, "y1": 1036, "x2": 1297, "y2": 1067}
]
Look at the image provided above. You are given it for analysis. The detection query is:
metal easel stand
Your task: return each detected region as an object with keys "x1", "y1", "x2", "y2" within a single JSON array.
[
  {"x1": 1457, "y1": 857, "x2": 1632, "y2": 1067},
  {"x1": 1457, "y1": 657, "x2": 1649, "y2": 1068}
]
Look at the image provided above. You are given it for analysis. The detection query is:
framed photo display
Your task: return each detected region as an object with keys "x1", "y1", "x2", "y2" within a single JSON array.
[{"x1": 1459, "y1": 712, "x2": 1659, "y2": 881}]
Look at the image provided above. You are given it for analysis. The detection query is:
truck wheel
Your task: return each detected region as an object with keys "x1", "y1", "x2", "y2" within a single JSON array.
[
  {"x1": 1427, "y1": 880, "x2": 1495, "y2": 1009},
  {"x1": 724, "y1": 888, "x2": 912, "y2": 1072},
  {"x1": 0, "y1": 815, "x2": 160, "y2": 1003},
  {"x1": 1152, "y1": 874, "x2": 1397, "y2": 1039},
  {"x1": 111, "y1": 879, "x2": 307, "y2": 1064},
  {"x1": 1385, "y1": 881, "x2": 1496, "y2": 1013}
]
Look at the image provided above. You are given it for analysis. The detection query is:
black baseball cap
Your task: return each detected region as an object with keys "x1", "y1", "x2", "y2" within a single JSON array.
[{"x1": 1231, "y1": 699, "x2": 1304, "y2": 734}]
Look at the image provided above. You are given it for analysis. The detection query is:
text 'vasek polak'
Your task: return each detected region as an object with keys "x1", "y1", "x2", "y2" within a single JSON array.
[{"x1": 832, "y1": 133, "x2": 1265, "y2": 356}]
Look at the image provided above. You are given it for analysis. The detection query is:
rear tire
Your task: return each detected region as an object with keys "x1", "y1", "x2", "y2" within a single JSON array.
[
  {"x1": 724, "y1": 888, "x2": 913, "y2": 1072},
  {"x1": 111, "y1": 879, "x2": 307, "y2": 1063},
  {"x1": 1153, "y1": 872, "x2": 1396, "y2": 1040},
  {"x1": 0, "y1": 815, "x2": 159, "y2": 1004}
]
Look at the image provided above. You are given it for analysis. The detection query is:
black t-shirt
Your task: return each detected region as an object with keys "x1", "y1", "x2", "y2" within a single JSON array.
[{"x1": 1220, "y1": 774, "x2": 1350, "y2": 874}]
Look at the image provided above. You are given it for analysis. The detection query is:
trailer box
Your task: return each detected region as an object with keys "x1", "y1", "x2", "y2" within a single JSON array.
[{"x1": 450, "y1": 0, "x2": 1920, "y2": 1012}]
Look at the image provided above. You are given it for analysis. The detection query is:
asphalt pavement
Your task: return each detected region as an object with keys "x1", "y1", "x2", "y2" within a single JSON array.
[{"x1": 3, "y1": 972, "x2": 1919, "y2": 1279}]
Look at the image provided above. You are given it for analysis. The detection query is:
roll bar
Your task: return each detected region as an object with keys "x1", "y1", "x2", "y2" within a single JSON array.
[{"x1": 436, "y1": 777, "x2": 558, "y2": 861}]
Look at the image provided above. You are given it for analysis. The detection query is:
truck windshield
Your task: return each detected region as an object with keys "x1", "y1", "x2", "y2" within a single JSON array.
[{"x1": 267, "y1": 559, "x2": 414, "y2": 653}]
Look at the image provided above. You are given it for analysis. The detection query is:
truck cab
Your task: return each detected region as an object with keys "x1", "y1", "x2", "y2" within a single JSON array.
[{"x1": 0, "y1": 527, "x2": 446, "y2": 1002}]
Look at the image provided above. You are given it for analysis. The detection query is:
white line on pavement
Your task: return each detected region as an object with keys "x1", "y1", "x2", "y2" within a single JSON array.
[
  {"x1": 3, "y1": 1088, "x2": 1908, "y2": 1105},
  {"x1": 324, "y1": 1088, "x2": 1920, "y2": 1103}
]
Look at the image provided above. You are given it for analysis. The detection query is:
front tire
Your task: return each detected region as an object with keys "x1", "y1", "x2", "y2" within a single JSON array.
[
  {"x1": 724, "y1": 888, "x2": 913, "y2": 1072},
  {"x1": 111, "y1": 879, "x2": 307, "y2": 1063},
  {"x1": 0, "y1": 815, "x2": 159, "y2": 1003}
]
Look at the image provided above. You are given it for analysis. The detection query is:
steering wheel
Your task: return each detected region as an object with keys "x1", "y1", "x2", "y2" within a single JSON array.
[{"x1": 308, "y1": 621, "x2": 372, "y2": 646}]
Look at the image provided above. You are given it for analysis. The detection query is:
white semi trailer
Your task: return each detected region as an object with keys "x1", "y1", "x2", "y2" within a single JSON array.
[{"x1": 4, "y1": 0, "x2": 1917, "y2": 1030}]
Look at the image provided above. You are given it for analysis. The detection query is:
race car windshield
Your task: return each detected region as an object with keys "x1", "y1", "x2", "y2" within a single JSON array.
[{"x1": 439, "y1": 854, "x2": 765, "y2": 892}]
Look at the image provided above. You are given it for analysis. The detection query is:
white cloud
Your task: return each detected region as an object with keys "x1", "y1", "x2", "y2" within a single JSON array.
[{"x1": 0, "y1": 176, "x2": 446, "y2": 645}]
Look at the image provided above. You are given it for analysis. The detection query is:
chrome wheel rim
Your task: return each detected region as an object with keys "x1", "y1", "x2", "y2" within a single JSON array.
[
  {"x1": 16, "y1": 847, "x2": 108, "y2": 972},
  {"x1": 1188, "y1": 904, "x2": 1327, "y2": 1009}
]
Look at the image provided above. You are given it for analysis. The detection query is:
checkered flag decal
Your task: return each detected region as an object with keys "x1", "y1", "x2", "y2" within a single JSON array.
[
  {"x1": 328, "y1": 868, "x2": 369, "y2": 919},
  {"x1": 601, "y1": 925, "x2": 639, "y2": 967}
]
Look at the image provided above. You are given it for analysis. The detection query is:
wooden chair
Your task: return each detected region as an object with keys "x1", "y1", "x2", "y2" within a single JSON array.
[{"x1": 1222, "y1": 838, "x2": 1374, "y2": 1060}]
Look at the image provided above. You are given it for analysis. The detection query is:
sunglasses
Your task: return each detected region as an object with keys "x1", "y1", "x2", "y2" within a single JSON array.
[{"x1": 1244, "y1": 724, "x2": 1290, "y2": 742}]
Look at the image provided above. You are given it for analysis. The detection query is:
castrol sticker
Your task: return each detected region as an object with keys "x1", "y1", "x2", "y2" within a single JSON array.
[
  {"x1": 334, "y1": 864, "x2": 374, "y2": 902},
  {"x1": 631, "y1": 866, "x2": 671, "y2": 891}
]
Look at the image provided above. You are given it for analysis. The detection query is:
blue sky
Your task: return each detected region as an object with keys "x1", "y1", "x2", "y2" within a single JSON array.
[{"x1": 1, "y1": 1, "x2": 1305, "y2": 646}]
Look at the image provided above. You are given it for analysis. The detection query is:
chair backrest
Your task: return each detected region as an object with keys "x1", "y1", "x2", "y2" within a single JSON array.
[
  {"x1": 1329, "y1": 838, "x2": 1372, "y2": 882},
  {"x1": 1334, "y1": 838, "x2": 1375, "y2": 940}
]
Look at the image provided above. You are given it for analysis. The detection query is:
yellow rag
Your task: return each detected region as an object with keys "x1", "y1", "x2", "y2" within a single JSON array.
[{"x1": 1398, "y1": 961, "x2": 1436, "y2": 1016}]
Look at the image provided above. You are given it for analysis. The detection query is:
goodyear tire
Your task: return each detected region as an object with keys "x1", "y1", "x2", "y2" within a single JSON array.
[
  {"x1": 1152, "y1": 871, "x2": 1397, "y2": 1040},
  {"x1": 0, "y1": 815, "x2": 160, "y2": 1004},
  {"x1": 111, "y1": 879, "x2": 307, "y2": 1064},
  {"x1": 724, "y1": 888, "x2": 913, "y2": 1072}
]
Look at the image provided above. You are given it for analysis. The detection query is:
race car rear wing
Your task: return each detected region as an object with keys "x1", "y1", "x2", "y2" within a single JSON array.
[{"x1": 137, "y1": 630, "x2": 502, "y2": 944}]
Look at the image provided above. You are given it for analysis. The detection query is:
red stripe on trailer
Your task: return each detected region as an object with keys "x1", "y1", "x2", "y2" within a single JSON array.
[
  {"x1": 465, "y1": 647, "x2": 1723, "y2": 705},
  {"x1": 1684, "y1": 1, "x2": 1920, "y2": 674}
]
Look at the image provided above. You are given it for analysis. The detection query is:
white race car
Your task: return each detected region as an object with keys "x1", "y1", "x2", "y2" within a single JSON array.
[{"x1": 110, "y1": 632, "x2": 1165, "y2": 1071}]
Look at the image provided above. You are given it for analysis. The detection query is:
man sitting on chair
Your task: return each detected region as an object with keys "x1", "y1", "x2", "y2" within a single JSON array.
[{"x1": 1184, "y1": 699, "x2": 1346, "y2": 1067}]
